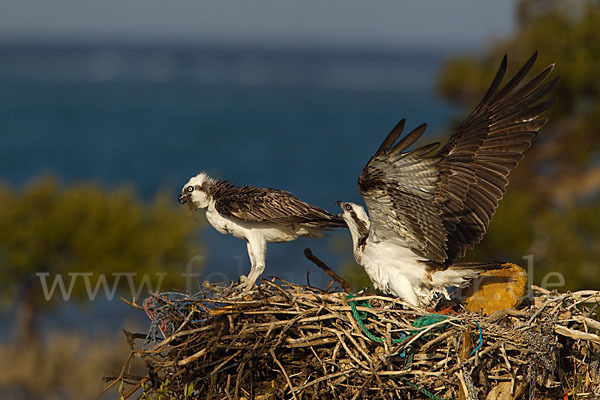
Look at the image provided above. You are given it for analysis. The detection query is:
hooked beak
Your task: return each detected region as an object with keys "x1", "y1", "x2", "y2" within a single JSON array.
[
  {"x1": 178, "y1": 193, "x2": 188, "y2": 205},
  {"x1": 334, "y1": 201, "x2": 343, "y2": 217}
]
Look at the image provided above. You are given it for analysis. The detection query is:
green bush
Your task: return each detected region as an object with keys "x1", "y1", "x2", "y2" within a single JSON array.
[
  {"x1": 436, "y1": 0, "x2": 600, "y2": 290},
  {"x1": 0, "y1": 176, "x2": 205, "y2": 341}
]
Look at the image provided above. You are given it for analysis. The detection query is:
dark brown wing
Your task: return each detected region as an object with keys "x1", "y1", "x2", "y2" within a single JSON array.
[
  {"x1": 436, "y1": 51, "x2": 558, "y2": 263},
  {"x1": 358, "y1": 120, "x2": 448, "y2": 262},
  {"x1": 215, "y1": 185, "x2": 346, "y2": 229}
]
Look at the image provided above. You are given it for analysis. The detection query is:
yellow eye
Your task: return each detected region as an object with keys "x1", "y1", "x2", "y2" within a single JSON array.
[
  {"x1": 186, "y1": 186, "x2": 194, "y2": 193},
  {"x1": 345, "y1": 204, "x2": 352, "y2": 211}
]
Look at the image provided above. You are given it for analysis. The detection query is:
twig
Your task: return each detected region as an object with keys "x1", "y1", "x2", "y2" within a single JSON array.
[
  {"x1": 304, "y1": 248, "x2": 351, "y2": 293},
  {"x1": 177, "y1": 348, "x2": 207, "y2": 366},
  {"x1": 99, "y1": 352, "x2": 134, "y2": 396},
  {"x1": 120, "y1": 296, "x2": 144, "y2": 310},
  {"x1": 111, "y1": 279, "x2": 600, "y2": 399},
  {"x1": 555, "y1": 325, "x2": 600, "y2": 343},
  {"x1": 120, "y1": 376, "x2": 149, "y2": 399},
  {"x1": 270, "y1": 349, "x2": 299, "y2": 400},
  {"x1": 455, "y1": 371, "x2": 471, "y2": 400}
]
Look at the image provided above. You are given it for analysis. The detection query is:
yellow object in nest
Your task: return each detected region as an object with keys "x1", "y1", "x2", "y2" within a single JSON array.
[
  {"x1": 208, "y1": 304, "x2": 236, "y2": 317},
  {"x1": 464, "y1": 263, "x2": 527, "y2": 315}
]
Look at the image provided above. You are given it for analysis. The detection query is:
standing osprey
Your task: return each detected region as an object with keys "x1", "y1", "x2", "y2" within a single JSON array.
[
  {"x1": 179, "y1": 172, "x2": 345, "y2": 290},
  {"x1": 337, "y1": 52, "x2": 558, "y2": 306}
]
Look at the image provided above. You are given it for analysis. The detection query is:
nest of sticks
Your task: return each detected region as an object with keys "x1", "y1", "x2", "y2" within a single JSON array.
[{"x1": 106, "y1": 259, "x2": 600, "y2": 400}]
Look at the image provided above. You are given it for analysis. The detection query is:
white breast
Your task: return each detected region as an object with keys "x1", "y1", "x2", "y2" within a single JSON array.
[{"x1": 362, "y1": 239, "x2": 431, "y2": 306}]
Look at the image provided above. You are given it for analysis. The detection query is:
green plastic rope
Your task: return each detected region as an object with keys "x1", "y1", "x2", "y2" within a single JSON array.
[
  {"x1": 400, "y1": 377, "x2": 445, "y2": 400},
  {"x1": 346, "y1": 293, "x2": 448, "y2": 345},
  {"x1": 403, "y1": 309, "x2": 448, "y2": 370},
  {"x1": 346, "y1": 294, "x2": 448, "y2": 400},
  {"x1": 412, "y1": 313, "x2": 448, "y2": 328},
  {"x1": 347, "y1": 293, "x2": 406, "y2": 344}
]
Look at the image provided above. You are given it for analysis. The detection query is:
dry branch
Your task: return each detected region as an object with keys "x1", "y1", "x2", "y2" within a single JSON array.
[{"x1": 107, "y1": 280, "x2": 600, "y2": 399}]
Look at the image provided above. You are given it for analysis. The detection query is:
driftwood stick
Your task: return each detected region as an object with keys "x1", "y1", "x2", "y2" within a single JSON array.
[
  {"x1": 304, "y1": 248, "x2": 351, "y2": 293},
  {"x1": 120, "y1": 296, "x2": 144, "y2": 310},
  {"x1": 270, "y1": 349, "x2": 299, "y2": 400},
  {"x1": 111, "y1": 278, "x2": 600, "y2": 399}
]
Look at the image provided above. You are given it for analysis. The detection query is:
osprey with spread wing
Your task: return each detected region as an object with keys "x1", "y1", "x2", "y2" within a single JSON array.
[
  {"x1": 337, "y1": 52, "x2": 558, "y2": 306},
  {"x1": 179, "y1": 173, "x2": 346, "y2": 290}
]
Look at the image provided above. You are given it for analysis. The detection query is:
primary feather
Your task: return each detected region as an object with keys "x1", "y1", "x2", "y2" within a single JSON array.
[{"x1": 339, "y1": 52, "x2": 558, "y2": 306}]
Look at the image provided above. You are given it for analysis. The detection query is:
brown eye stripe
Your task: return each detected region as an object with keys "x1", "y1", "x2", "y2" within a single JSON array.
[{"x1": 350, "y1": 209, "x2": 369, "y2": 239}]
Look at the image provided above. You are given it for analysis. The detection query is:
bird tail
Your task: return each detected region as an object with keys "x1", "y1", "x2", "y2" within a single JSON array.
[
  {"x1": 449, "y1": 262, "x2": 527, "y2": 305},
  {"x1": 302, "y1": 215, "x2": 347, "y2": 230},
  {"x1": 321, "y1": 215, "x2": 348, "y2": 228},
  {"x1": 430, "y1": 261, "x2": 508, "y2": 288},
  {"x1": 297, "y1": 216, "x2": 346, "y2": 238},
  {"x1": 449, "y1": 261, "x2": 508, "y2": 272}
]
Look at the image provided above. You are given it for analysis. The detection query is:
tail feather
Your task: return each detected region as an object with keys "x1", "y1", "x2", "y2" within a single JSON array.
[
  {"x1": 449, "y1": 261, "x2": 508, "y2": 271},
  {"x1": 431, "y1": 261, "x2": 508, "y2": 288},
  {"x1": 301, "y1": 216, "x2": 347, "y2": 230}
]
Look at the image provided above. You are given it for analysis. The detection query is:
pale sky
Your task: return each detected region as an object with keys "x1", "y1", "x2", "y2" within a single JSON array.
[{"x1": 0, "y1": 0, "x2": 516, "y2": 49}]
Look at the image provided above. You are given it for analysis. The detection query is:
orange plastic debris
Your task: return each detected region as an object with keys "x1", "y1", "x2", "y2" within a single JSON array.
[{"x1": 464, "y1": 263, "x2": 527, "y2": 315}]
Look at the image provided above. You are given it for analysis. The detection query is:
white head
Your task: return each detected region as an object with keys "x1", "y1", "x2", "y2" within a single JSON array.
[
  {"x1": 335, "y1": 201, "x2": 370, "y2": 261},
  {"x1": 178, "y1": 172, "x2": 215, "y2": 210}
]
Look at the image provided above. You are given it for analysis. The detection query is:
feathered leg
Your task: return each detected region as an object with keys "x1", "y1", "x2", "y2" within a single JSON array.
[{"x1": 240, "y1": 237, "x2": 267, "y2": 291}]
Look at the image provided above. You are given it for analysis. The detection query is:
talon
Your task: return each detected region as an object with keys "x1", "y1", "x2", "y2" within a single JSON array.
[
  {"x1": 237, "y1": 274, "x2": 256, "y2": 292},
  {"x1": 241, "y1": 284, "x2": 254, "y2": 292},
  {"x1": 241, "y1": 276, "x2": 259, "y2": 291}
]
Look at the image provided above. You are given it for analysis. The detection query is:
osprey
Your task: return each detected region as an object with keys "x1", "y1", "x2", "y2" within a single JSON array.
[
  {"x1": 179, "y1": 172, "x2": 345, "y2": 290},
  {"x1": 337, "y1": 52, "x2": 558, "y2": 306}
]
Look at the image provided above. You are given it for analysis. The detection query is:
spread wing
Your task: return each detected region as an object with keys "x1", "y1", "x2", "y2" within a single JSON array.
[
  {"x1": 358, "y1": 120, "x2": 448, "y2": 263},
  {"x1": 436, "y1": 51, "x2": 558, "y2": 263},
  {"x1": 215, "y1": 186, "x2": 345, "y2": 228}
]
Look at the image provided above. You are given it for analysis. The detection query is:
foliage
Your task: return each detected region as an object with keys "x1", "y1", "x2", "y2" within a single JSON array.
[
  {"x1": 436, "y1": 0, "x2": 600, "y2": 290},
  {"x1": 0, "y1": 176, "x2": 205, "y2": 339}
]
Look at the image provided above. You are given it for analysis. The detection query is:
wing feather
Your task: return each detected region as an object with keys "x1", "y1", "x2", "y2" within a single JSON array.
[
  {"x1": 215, "y1": 185, "x2": 345, "y2": 229},
  {"x1": 487, "y1": 52, "x2": 538, "y2": 105},
  {"x1": 358, "y1": 123, "x2": 447, "y2": 262},
  {"x1": 354, "y1": 52, "x2": 556, "y2": 266},
  {"x1": 435, "y1": 52, "x2": 557, "y2": 263}
]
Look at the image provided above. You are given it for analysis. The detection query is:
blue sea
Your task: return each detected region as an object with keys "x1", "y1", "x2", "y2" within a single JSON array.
[{"x1": 0, "y1": 44, "x2": 458, "y2": 337}]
